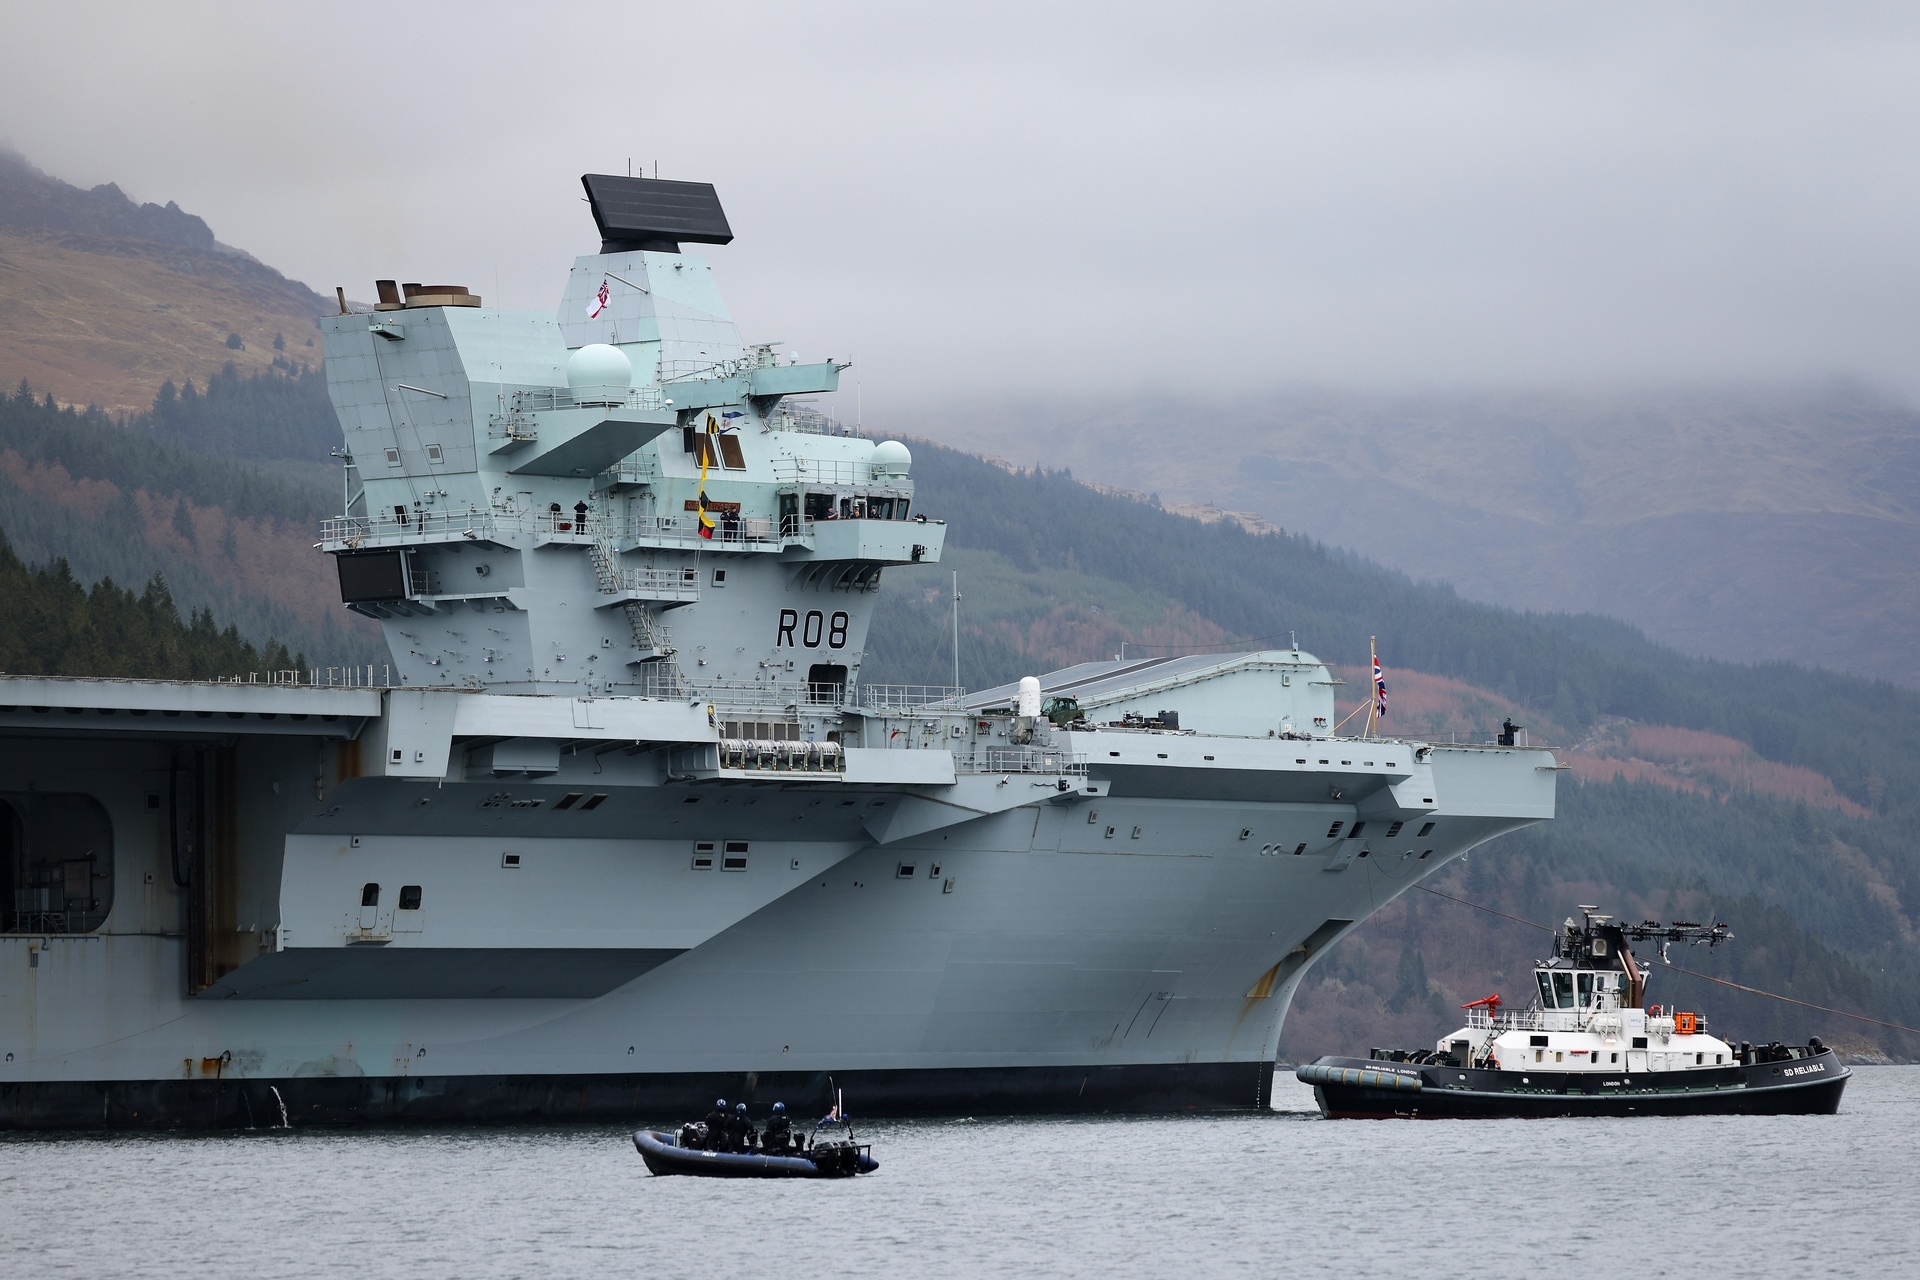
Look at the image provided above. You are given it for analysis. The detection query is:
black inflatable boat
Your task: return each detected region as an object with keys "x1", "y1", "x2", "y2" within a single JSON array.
[{"x1": 633, "y1": 1126, "x2": 878, "y2": 1179}]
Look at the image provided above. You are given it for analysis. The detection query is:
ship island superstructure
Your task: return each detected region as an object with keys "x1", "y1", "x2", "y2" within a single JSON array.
[{"x1": 0, "y1": 176, "x2": 1557, "y2": 1127}]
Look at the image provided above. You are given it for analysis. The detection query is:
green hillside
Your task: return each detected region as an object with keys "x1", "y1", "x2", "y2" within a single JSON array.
[{"x1": 0, "y1": 536, "x2": 301, "y2": 680}]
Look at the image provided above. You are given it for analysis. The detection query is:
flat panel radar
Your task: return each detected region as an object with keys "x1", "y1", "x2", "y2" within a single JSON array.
[{"x1": 581, "y1": 174, "x2": 733, "y2": 253}]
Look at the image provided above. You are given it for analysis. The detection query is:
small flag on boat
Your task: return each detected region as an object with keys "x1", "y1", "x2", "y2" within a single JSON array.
[
  {"x1": 1373, "y1": 651, "x2": 1387, "y2": 719},
  {"x1": 588, "y1": 279, "x2": 611, "y2": 319}
]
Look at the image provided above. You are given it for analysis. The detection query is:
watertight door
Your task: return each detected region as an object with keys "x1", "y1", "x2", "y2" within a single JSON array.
[{"x1": 1627, "y1": 1050, "x2": 1647, "y2": 1072}]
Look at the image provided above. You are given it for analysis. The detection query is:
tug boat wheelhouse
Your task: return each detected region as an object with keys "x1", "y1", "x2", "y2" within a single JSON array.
[{"x1": 1298, "y1": 908, "x2": 1849, "y2": 1118}]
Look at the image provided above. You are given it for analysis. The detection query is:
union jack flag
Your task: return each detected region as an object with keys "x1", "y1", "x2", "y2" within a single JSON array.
[{"x1": 1373, "y1": 653, "x2": 1387, "y2": 719}]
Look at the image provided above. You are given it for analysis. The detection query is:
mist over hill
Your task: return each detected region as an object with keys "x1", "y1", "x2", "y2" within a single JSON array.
[{"x1": 903, "y1": 386, "x2": 1920, "y2": 692}]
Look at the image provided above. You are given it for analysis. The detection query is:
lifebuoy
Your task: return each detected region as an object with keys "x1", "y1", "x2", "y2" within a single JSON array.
[{"x1": 1674, "y1": 1011, "x2": 1698, "y2": 1035}]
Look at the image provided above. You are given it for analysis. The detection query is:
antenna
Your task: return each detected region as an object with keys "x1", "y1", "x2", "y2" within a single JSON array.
[{"x1": 951, "y1": 572, "x2": 962, "y2": 690}]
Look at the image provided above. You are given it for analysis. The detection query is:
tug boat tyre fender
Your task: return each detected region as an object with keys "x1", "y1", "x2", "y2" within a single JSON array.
[{"x1": 1295, "y1": 1063, "x2": 1422, "y2": 1093}]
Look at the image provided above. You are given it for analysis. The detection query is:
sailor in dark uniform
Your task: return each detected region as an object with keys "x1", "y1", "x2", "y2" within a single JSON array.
[
  {"x1": 703, "y1": 1098, "x2": 730, "y2": 1150},
  {"x1": 762, "y1": 1101, "x2": 792, "y2": 1153},
  {"x1": 731, "y1": 1101, "x2": 755, "y2": 1152}
]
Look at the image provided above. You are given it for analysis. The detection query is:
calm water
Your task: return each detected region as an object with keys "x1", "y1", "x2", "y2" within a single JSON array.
[{"x1": 3, "y1": 1067, "x2": 1916, "y2": 1278}]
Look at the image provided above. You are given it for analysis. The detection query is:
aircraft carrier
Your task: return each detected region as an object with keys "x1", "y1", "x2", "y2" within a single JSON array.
[{"x1": 0, "y1": 175, "x2": 1557, "y2": 1127}]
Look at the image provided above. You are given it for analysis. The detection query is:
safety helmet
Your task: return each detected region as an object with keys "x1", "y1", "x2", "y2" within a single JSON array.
[
  {"x1": 715, "y1": 1098, "x2": 727, "y2": 1109},
  {"x1": 772, "y1": 1102, "x2": 786, "y2": 1113},
  {"x1": 735, "y1": 1102, "x2": 748, "y2": 1113}
]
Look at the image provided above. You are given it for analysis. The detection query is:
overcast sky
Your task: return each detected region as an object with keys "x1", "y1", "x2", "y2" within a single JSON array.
[{"x1": 5, "y1": 2, "x2": 1919, "y2": 411}]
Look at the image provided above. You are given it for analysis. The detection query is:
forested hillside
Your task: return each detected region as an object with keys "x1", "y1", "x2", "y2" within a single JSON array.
[
  {"x1": 0, "y1": 537, "x2": 301, "y2": 679},
  {"x1": 870, "y1": 443, "x2": 1920, "y2": 1060},
  {"x1": 0, "y1": 377, "x2": 379, "y2": 665}
]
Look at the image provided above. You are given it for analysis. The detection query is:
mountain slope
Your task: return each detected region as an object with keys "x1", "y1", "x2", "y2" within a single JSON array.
[{"x1": 0, "y1": 150, "x2": 331, "y2": 412}]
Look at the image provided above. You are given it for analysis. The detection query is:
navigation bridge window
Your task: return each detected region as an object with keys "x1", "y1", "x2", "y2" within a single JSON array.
[{"x1": 0, "y1": 794, "x2": 114, "y2": 934}]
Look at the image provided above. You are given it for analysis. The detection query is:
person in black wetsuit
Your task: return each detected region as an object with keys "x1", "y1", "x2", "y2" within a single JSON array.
[
  {"x1": 730, "y1": 1102, "x2": 755, "y2": 1152},
  {"x1": 703, "y1": 1098, "x2": 730, "y2": 1150},
  {"x1": 762, "y1": 1101, "x2": 793, "y2": 1154}
]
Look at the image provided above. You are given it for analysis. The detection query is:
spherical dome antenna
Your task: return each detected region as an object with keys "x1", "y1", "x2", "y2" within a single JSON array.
[
  {"x1": 872, "y1": 439, "x2": 912, "y2": 478},
  {"x1": 566, "y1": 343, "x2": 632, "y2": 400}
]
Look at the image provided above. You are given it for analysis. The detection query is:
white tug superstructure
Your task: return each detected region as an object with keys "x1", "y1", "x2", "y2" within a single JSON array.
[{"x1": 1450, "y1": 910, "x2": 1735, "y2": 1076}]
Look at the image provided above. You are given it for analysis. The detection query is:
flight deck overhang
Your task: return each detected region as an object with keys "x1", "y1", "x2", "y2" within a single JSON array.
[{"x1": 0, "y1": 677, "x2": 382, "y2": 739}]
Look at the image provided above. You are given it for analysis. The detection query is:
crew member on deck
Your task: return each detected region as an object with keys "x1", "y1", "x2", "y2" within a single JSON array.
[
  {"x1": 731, "y1": 1101, "x2": 754, "y2": 1152},
  {"x1": 704, "y1": 1098, "x2": 730, "y2": 1150},
  {"x1": 763, "y1": 1101, "x2": 792, "y2": 1153}
]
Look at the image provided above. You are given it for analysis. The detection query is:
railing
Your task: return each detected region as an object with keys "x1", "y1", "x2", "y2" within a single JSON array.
[
  {"x1": 485, "y1": 414, "x2": 537, "y2": 445},
  {"x1": 970, "y1": 747, "x2": 1088, "y2": 776},
  {"x1": 320, "y1": 510, "x2": 506, "y2": 547},
  {"x1": 614, "y1": 566, "x2": 700, "y2": 600},
  {"x1": 629, "y1": 664, "x2": 691, "y2": 700},
  {"x1": 767, "y1": 400, "x2": 863, "y2": 438},
  {"x1": 1465, "y1": 1006, "x2": 1547, "y2": 1032},
  {"x1": 689, "y1": 677, "x2": 850, "y2": 710},
  {"x1": 771, "y1": 457, "x2": 874, "y2": 486},
  {"x1": 0, "y1": 667, "x2": 394, "y2": 690},
  {"x1": 535, "y1": 511, "x2": 604, "y2": 542},
  {"x1": 657, "y1": 350, "x2": 776, "y2": 385},
  {"x1": 302, "y1": 665, "x2": 395, "y2": 688},
  {"x1": 862, "y1": 685, "x2": 966, "y2": 710},
  {"x1": 1463, "y1": 1000, "x2": 1626, "y2": 1032},
  {"x1": 626, "y1": 514, "x2": 792, "y2": 548},
  {"x1": 599, "y1": 460, "x2": 658, "y2": 488},
  {"x1": 508, "y1": 385, "x2": 669, "y2": 413}
]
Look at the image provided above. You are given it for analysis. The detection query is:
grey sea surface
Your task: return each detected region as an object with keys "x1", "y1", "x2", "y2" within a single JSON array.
[{"x1": 3, "y1": 1067, "x2": 1916, "y2": 1278}]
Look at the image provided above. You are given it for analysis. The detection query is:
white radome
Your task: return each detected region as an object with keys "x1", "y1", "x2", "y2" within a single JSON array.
[
  {"x1": 566, "y1": 343, "x2": 633, "y2": 390},
  {"x1": 872, "y1": 439, "x2": 912, "y2": 477}
]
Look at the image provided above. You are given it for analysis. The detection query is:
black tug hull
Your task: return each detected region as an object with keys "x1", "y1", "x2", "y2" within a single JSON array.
[{"x1": 1299, "y1": 1049, "x2": 1849, "y2": 1119}]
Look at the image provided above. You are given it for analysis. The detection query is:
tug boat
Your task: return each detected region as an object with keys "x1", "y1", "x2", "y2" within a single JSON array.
[{"x1": 1298, "y1": 907, "x2": 1850, "y2": 1118}]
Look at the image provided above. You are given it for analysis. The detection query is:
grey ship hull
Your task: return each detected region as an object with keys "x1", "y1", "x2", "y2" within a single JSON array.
[{"x1": 0, "y1": 686, "x2": 1552, "y2": 1128}]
